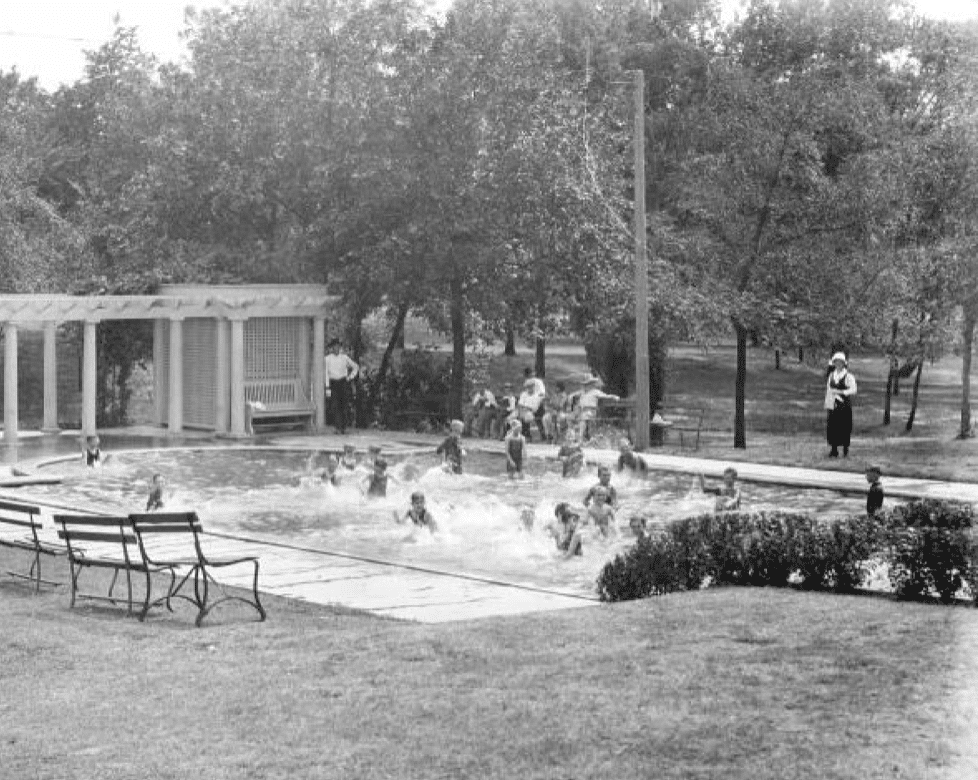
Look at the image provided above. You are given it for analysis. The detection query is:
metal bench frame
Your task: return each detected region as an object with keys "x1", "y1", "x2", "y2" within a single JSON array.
[
  {"x1": 0, "y1": 499, "x2": 65, "y2": 591},
  {"x1": 54, "y1": 514, "x2": 175, "y2": 616},
  {"x1": 129, "y1": 512, "x2": 266, "y2": 627}
]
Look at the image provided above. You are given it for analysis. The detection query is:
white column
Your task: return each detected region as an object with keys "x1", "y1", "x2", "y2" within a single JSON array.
[
  {"x1": 42, "y1": 321, "x2": 58, "y2": 433},
  {"x1": 312, "y1": 316, "x2": 325, "y2": 430},
  {"x1": 3, "y1": 323, "x2": 17, "y2": 441},
  {"x1": 229, "y1": 317, "x2": 246, "y2": 437},
  {"x1": 215, "y1": 318, "x2": 230, "y2": 434},
  {"x1": 167, "y1": 317, "x2": 184, "y2": 434},
  {"x1": 153, "y1": 319, "x2": 166, "y2": 426},
  {"x1": 82, "y1": 320, "x2": 97, "y2": 436}
]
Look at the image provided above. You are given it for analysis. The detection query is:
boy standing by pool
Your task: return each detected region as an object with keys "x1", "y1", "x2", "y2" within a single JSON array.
[
  {"x1": 504, "y1": 418, "x2": 526, "y2": 479},
  {"x1": 866, "y1": 465, "x2": 884, "y2": 518},
  {"x1": 323, "y1": 338, "x2": 359, "y2": 435},
  {"x1": 436, "y1": 420, "x2": 467, "y2": 474}
]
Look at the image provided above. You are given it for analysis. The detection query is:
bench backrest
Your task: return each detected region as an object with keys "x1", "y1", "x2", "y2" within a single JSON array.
[
  {"x1": 54, "y1": 514, "x2": 137, "y2": 564},
  {"x1": 0, "y1": 500, "x2": 43, "y2": 541},
  {"x1": 128, "y1": 512, "x2": 204, "y2": 565},
  {"x1": 245, "y1": 377, "x2": 312, "y2": 411}
]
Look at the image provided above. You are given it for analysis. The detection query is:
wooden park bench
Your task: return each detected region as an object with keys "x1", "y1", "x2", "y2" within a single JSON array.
[
  {"x1": 0, "y1": 499, "x2": 65, "y2": 591},
  {"x1": 54, "y1": 514, "x2": 175, "y2": 616},
  {"x1": 128, "y1": 512, "x2": 266, "y2": 627},
  {"x1": 245, "y1": 376, "x2": 316, "y2": 431}
]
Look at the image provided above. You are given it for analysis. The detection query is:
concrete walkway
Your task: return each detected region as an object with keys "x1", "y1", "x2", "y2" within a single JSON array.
[{"x1": 8, "y1": 429, "x2": 978, "y2": 625}]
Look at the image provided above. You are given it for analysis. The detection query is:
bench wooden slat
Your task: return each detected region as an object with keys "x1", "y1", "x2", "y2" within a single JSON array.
[{"x1": 0, "y1": 503, "x2": 63, "y2": 591}]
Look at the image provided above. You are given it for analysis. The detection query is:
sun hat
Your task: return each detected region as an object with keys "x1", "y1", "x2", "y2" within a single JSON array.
[
  {"x1": 831, "y1": 352, "x2": 847, "y2": 364},
  {"x1": 581, "y1": 374, "x2": 602, "y2": 386}
]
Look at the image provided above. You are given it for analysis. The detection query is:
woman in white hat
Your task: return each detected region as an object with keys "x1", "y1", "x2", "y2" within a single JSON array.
[{"x1": 825, "y1": 351, "x2": 857, "y2": 457}]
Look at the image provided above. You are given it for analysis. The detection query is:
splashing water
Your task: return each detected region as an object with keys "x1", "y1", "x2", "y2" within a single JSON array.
[{"x1": 26, "y1": 448, "x2": 865, "y2": 595}]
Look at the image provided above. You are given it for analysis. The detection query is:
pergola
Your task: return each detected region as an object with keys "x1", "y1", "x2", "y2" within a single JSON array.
[{"x1": 0, "y1": 285, "x2": 338, "y2": 440}]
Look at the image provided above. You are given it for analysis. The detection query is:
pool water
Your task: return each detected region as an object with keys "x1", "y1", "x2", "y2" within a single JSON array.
[{"x1": 27, "y1": 448, "x2": 867, "y2": 595}]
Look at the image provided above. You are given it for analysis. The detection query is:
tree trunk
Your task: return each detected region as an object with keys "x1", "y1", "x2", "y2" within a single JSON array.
[
  {"x1": 349, "y1": 314, "x2": 367, "y2": 429},
  {"x1": 960, "y1": 311, "x2": 976, "y2": 438},
  {"x1": 534, "y1": 336, "x2": 545, "y2": 378},
  {"x1": 372, "y1": 300, "x2": 411, "y2": 408},
  {"x1": 905, "y1": 360, "x2": 924, "y2": 432},
  {"x1": 449, "y1": 273, "x2": 466, "y2": 420},
  {"x1": 774, "y1": 349, "x2": 780, "y2": 370},
  {"x1": 504, "y1": 327, "x2": 516, "y2": 357},
  {"x1": 734, "y1": 320, "x2": 747, "y2": 449},
  {"x1": 797, "y1": 346, "x2": 803, "y2": 363},
  {"x1": 884, "y1": 358, "x2": 894, "y2": 426}
]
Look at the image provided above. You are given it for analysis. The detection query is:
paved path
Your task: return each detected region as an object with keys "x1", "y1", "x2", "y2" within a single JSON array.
[{"x1": 9, "y1": 430, "x2": 978, "y2": 625}]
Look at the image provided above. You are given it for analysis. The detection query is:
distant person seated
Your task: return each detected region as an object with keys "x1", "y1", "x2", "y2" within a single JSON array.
[
  {"x1": 436, "y1": 420, "x2": 467, "y2": 474},
  {"x1": 548, "y1": 502, "x2": 583, "y2": 557},
  {"x1": 464, "y1": 382, "x2": 497, "y2": 438},
  {"x1": 542, "y1": 381, "x2": 570, "y2": 443},
  {"x1": 558, "y1": 430, "x2": 585, "y2": 478},
  {"x1": 82, "y1": 435, "x2": 102, "y2": 468},
  {"x1": 398, "y1": 491, "x2": 437, "y2": 533},
  {"x1": 145, "y1": 473, "x2": 166, "y2": 512},
  {"x1": 866, "y1": 465, "x2": 884, "y2": 518},
  {"x1": 584, "y1": 466, "x2": 618, "y2": 509},
  {"x1": 617, "y1": 439, "x2": 648, "y2": 473},
  {"x1": 699, "y1": 467, "x2": 742, "y2": 513}
]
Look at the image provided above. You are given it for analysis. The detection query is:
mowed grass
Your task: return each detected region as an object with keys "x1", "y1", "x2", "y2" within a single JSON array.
[{"x1": 1, "y1": 548, "x2": 977, "y2": 780}]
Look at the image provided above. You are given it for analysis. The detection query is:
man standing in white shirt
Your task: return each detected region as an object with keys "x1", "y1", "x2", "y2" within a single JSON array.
[{"x1": 324, "y1": 339, "x2": 359, "y2": 435}]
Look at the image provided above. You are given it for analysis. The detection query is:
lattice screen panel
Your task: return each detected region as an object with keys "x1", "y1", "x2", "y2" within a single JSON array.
[
  {"x1": 182, "y1": 319, "x2": 217, "y2": 428},
  {"x1": 245, "y1": 317, "x2": 300, "y2": 380}
]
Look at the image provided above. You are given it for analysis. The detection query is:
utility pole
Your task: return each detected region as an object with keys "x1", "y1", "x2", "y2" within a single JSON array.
[{"x1": 633, "y1": 67, "x2": 650, "y2": 450}]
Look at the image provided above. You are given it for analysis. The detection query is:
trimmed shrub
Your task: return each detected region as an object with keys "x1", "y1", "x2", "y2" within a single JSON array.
[
  {"x1": 596, "y1": 533, "x2": 686, "y2": 602},
  {"x1": 884, "y1": 499, "x2": 976, "y2": 604}
]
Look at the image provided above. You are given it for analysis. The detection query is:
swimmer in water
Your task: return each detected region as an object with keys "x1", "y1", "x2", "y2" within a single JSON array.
[
  {"x1": 397, "y1": 491, "x2": 437, "y2": 533},
  {"x1": 340, "y1": 444, "x2": 358, "y2": 471},
  {"x1": 363, "y1": 457, "x2": 391, "y2": 498},
  {"x1": 322, "y1": 454, "x2": 340, "y2": 486},
  {"x1": 504, "y1": 418, "x2": 526, "y2": 479},
  {"x1": 519, "y1": 506, "x2": 535, "y2": 532},
  {"x1": 584, "y1": 466, "x2": 618, "y2": 509},
  {"x1": 82, "y1": 435, "x2": 103, "y2": 468},
  {"x1": 557, "y1": 429, "x2": 584, "y2": 478},
  {"x1": 586, "y1": 486, "x2": 616, "y2": 538},
  {"x1": 145, "y1": 473, "x2": 165, "y2": 511},
  {"x1": 436, "y1": 420, "x2": 466, "y2": 474},
  {"x1": 548, "y1": 502, "x2": 583, "y2": 557}
]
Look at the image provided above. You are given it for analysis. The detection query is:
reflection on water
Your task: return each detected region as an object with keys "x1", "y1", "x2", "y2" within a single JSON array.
[{"x1": 27, "y1": 449, "x2": 866, "y2": 595}]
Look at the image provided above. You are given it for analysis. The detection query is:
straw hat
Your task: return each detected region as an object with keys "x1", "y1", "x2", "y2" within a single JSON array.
[
  {"x1": 581, "y1": 374, "x2": 602, "y2": 387},
  {"x1": 830, "y1": 351, "x2": 847, "y2": 365}
]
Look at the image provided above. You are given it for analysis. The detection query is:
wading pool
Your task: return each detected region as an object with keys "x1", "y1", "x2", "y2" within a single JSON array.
[{"x1": 26, "y1": 447, "x2": 867, "y2": 595}]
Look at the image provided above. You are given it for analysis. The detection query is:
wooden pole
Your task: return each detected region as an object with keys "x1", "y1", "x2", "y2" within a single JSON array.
[{"x1": 633, "y1": 68, "x2": 650, "y2": 450}]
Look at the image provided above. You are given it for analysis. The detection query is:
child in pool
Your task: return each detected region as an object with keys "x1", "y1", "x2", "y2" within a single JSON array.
[
  {"x1": 398, "y1": 491, "x2": 437, "y2": 532},
  {"x1": 628, "y1": 514, "x2": 650, "y2": 540},
  {"x1": 586, "y1": 486, "x2": 616, "y2": 537},
  {"x1": 584, "y1": 466, "x2": 618, "y2": 508},
  {"x1": 340, "y1": 444, "x2": 358, "y2": 471},
  {"x1": 436, "y1": 419, "x2": 466, "y2": 474},
  {"x1": 366, "y1": 444, "x2": 383, "y2": 467},
  {"x1": 363, "y1": 457, "x2": 391, "y2": 498},
  {"x1": 557, "y1": 429, "x2": 584, "y2": 478},
  {"x1": 145, "y1": 473, "x2": 165, "y2": 511},
  {"x1": 519, "y1": 506, "x2": 535, "y2": 532},
  {"x1": 617, "y1": 438, "x2": 648, "y2": 473},
  {"x1": 504, "y1": 418, "x2": 526, "y2": 479},
  {"x1": 866, "y1": 464, "x2": 884, "y2": 518},
  {"x1": 82, "y1": 435, "x2": 103, "y2": 467},
  {"x1": 322, "y1": 454, "x2": 340, "y2": 486},
  {"x1": 548, "y1": 502, "x2": 583, "y2": 557},
  {"x1": 699, "y1": 467, "x2": 742, "y2": 513}
]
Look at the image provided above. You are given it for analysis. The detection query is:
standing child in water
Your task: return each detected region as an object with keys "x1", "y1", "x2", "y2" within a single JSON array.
[
  {"x1": 617, "y1": 438, "x2": 648, "y2": 473},
  {"x1": 362, "y1": 457, "x2": 390, "y2": 497},
  {"x1": 145, "y1": 473, "x2": 165, "y2": 511},
  {"x1": 322, "y1": 454, "x2": 340, "y2": 486},
  {"x1": 398, "y1": 491, "x2": 438, "y2": 533},
  {"x1": 699, "y1": 467, "x2": 742, "y2": 513},
  {"x1": 557, "y1": 429, "x2": 585, "y2": 478},
  {"x1": 584, "y1": 466, "x2": 619, "y2": 509},
  {"x1": 82, "y1": 435, "x2": 102, "y2": 468},
  {"x1": 436, "y1": 419, "x2": 466, "y2": 474},
  {"x1": 504, "y1": 418, "x2": 527, "y2": 479},
  {"x1": 587, "y1": 486, "x2": 617, "y2": 538},
  {"x1": 340, "y1": 444, "x2": 358, "y2": 471}
]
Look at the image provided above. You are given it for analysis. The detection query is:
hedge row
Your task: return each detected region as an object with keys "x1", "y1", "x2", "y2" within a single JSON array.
[{"x1": 597, "y1": 498, "x2": 978, "y2": 604}]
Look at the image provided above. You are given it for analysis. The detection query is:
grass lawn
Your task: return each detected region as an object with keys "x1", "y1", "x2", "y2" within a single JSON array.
[{"x1": 1, "y1": 548, "x2": 976, "y2": 780}]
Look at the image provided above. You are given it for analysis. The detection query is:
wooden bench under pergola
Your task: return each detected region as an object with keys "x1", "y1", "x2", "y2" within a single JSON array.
[{"x1": 0, "y1": 284, "x2": 338, "y2": 439}]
